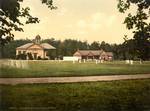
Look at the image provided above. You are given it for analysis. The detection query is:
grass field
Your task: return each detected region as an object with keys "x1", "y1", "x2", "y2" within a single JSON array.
[
  {"x1": 0, "y1": 79, "x2": 150, "y2": 111},
  {"x1": 1, "y1": 60, "x2": 150, "y2": 78}
]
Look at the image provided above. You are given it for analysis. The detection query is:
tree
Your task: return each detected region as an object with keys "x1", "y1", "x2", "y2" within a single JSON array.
[
  {"x1": 100, "y1": 41, "x2": 112, "y2": 51},
  {"x1": 0, "y1": 0, "x2": 56, "y2": 58},
  {"x1": 2, "y1": 39, "x2": 31, "y2": 58},
  {"x1": 122, "y1": 36, "x2": 137, "y2": 60},
  {"x1": 90, "y1": 41, "x2": 100, "y2": 50},
  {"x1": 111, "y1": 44, "x2": 121, "y2": 60},
  {"x1": 117, "y1": 0, "x2": 150, "y2": 60}
]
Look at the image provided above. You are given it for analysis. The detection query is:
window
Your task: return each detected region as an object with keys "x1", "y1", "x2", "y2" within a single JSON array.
[
  {"x1": 18, "y1": 51, "x2": 21, "y2": 55},
  {"x1": 23, "y1": 51, "x2": 26, "y2": 54}
]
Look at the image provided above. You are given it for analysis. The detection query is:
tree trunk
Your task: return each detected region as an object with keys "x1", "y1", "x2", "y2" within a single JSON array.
[{"x1": 0, "y1": 45, "x2": 4, "y2": 59}]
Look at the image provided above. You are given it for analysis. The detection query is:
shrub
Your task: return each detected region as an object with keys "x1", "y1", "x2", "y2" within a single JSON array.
[
  {"x1": 37, "y1": 56, "x2": 42, "y2": 60},
  {"x1": 27, "y1": 53, "x2": 33, "y2": 60},
  {"x1": 16, "y1": 54, "x2": 27, "y2": 60}
]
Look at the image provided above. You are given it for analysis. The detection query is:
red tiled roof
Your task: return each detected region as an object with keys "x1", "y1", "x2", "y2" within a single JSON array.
[
  {"x1": 73, "y1": 50, "x2": 113, "y2": 57},
  {"x1": 74, "y1": 50, "x2": 104, "y2": 56}
]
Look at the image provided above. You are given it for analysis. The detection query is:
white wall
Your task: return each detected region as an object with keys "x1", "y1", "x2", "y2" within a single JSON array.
[{"x1": 63, "y1": 56, "x2": 81, "y2": 61}]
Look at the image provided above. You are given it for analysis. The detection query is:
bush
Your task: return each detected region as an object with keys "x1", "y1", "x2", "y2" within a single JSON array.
[
  {"x1": 42, "y1": 58, "x2": 49, "y2": 60},
  {"x1": 16, "y1": 54, "x2": 27, "y2": 60},
  {"x1": 27, "y1": 53, "x2": 33, "y2": 60},
  {"x1": 37, "y1": 56, "x2": 42, "y2": 60}
]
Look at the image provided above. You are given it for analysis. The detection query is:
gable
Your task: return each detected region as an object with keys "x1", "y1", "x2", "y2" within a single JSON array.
[
  {"x1": 27, "y1": 44, "x2": 43, "y2": 50},
  {"x1": 88, "y1": 52, "x2": 94, "y2": 56},
  {"x1": 16, "y1": 43, "x2": 33, "y2": 50},
  {"x1": 73, "y1": 51, "x2": 81, "y2": 56},
  {"x1": 40, "y1": 43, "x2": 56, "y2": 49},
  {"x1": 101, "y1": 51, "x2": 107, "y2": 56}
]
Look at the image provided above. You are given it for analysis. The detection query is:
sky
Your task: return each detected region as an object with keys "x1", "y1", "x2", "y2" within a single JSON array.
[{"x1": 14, "y1": 0, "x2": 134, "y2": 44}]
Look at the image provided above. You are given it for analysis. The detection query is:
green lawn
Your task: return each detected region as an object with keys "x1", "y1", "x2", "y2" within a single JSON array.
[
  {"x1": 0, "y1": 79, "x2": 150, "y2": 111},
  {"x1": 1, "y1": 60, "x2": 150, "y2": 78}
]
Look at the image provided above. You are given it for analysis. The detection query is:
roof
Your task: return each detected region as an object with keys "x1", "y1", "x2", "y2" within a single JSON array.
[
  {"x1": 106, "y1": 52, "x2": 113, "y2": 56},
  {"x1": 74, "y1": 50, "x2": 104, "y2": 56},
  {"x1": 16, "y1": 43, "x2": 56, "y2": 50},
  {"x1": 16, "y1": 43, "x2": 34, "y2": 49},
  {"x1": 74, "y1": 50, "x2": 113, "y2": 56},
  {"x1": 40, "y1": 43, "x2": 56, "y2": 49}
]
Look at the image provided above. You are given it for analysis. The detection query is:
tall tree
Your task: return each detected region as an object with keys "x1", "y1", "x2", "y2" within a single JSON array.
[
  {"x1": 117, "y1": 0, "x2": 150, "y2": 60},
  {"x1": 0, "y1": 0, "x2": 56, "y2": 58},
  {"x1": 90, "y1": 41, "x2": 100, "y2": 50},
  {"x1": 100, "y1": 41, "x2": 112, "y2": 51},
  {"x1": 2, "y1": 39, "x2": 31, "y2": 58}
]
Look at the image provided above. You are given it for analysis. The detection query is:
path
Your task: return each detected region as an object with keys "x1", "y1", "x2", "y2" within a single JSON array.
[{"x1": 0, "y1": 74, "x2": 150, "y2": 85}]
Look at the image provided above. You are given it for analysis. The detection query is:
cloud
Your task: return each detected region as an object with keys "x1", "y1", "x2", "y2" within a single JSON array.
[
  {"x1": 77, "y1": 20, "x2": 87, "y2": 28},
  {"x1": 92, "y1": 13, "x2": 105, "y2": 23},
  {"x1": 106, "y1": 15, "x2": 116, "y2": 27},
  {"x1": 90, "y1": 12, "x2": 116, "y2": 30},
  {"x1": 65, "y1": 24, "x2": 73, "y2": 28},
  {"x1": 57, "y1": 8, "x2": 68, "y2": 16},
  {"x1": 77, "y1": 30, "x2": 87, "y2": 35},
  {"x1": 75, "y1": 12, "x2": 116, "y2": 31},
  {"x1": 75, "y1": 13, "x2": 103, "y2": 31}
]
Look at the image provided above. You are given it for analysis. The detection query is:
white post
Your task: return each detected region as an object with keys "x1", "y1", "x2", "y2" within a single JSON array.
[
  {"x1": 130, "y1": 60, "x2": 133, "y2": 65},
  {"x1": 73, "y1": 60, "x2": 75, "y2": 64},
  {"x1": 140, "y1": 59, "x2": 142, "y2": 64},
  {"x1": 125, "y1": 60, "x2": 130, "y2": 64},
  {"x1": 96, "y1": 60, "x2": 97, "y2": 64}
]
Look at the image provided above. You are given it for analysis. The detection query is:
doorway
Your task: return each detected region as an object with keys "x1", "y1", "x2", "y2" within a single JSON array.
[{"x1": 33, "y1": 53, "x2": 37, "y2": 59}]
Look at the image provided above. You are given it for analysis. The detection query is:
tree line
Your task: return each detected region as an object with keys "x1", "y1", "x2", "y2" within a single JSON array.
[
  {"x1": 1, "y1": 37, "x2": 149, "y2": 60},
  {"x1": 0, "y1": 0, "x2": 149, "y2": 61}
]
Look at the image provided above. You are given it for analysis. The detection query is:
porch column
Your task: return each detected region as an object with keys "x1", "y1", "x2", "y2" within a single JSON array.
[
  {"x1": 45, "y1": 51, "x2": 47, "y2": 58},
  {"x1": 43, "y1": 51, "x2": 45, "y2": 58}
]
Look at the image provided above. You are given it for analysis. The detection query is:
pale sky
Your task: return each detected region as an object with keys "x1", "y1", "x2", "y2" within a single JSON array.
[{"x1": 14, "y1": 0, "x2": 134, "y2": 44}]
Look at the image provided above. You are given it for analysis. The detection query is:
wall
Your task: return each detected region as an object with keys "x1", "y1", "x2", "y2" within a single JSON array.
[{"x1": 63, "y1": 56, "x2": 81, "y2": 61}]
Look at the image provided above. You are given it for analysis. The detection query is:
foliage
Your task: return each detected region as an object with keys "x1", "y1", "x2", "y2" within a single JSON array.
[
  {"x1": 0, "y1": 0, "x2": 56, "y2": 47},
  {"x1": 16, "y1": 53, "x2": 26, "y2": 60},
  {"x1": 27, "y1": 52, "x2": 33, "y2": 60},
  {"x1": 1, "y1": 39, "x2": 31, "y2": 58},
  {"x1": 100, "y1": 41, "x2": 112, "y2": 52},
  {"x1": 37, "y1": 56, "x2": 42, "y2": 60},
  {"x1": 42, "y1": 39, "x2": 90, "y2": 58},
  {"x1": 117, "y1": 0, "x2": 150, "y2": 60},
  {"x1": 1, "y1": 79, "x2": 150, "y2": 111},
  {"x1": 90, "y1": 41, "x2": 100, "y2": 50},
  {"x1": 2, "y1": 38, "x2": 142, "y2": 60}
]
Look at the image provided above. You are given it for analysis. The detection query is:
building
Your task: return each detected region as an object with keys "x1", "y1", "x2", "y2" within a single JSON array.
[
  {"x1": 73, "y1": 50, "x2": 113, "y2": 61},
  {"x1": 16, "y1": 35, "x2": 56, "y2": 60}
]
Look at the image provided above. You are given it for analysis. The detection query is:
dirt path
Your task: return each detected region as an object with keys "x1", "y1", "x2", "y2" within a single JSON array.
[{"x1": 0, "y1": 74, "x2": 150, "y2": 85}]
